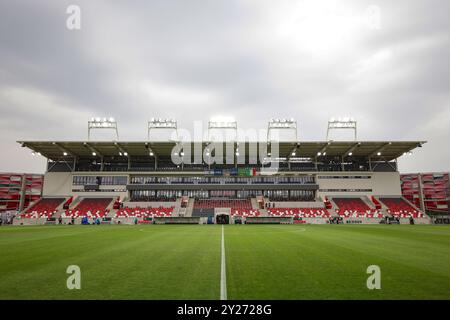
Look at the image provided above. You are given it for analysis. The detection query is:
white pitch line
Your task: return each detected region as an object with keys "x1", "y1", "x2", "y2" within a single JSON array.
[{"x1": 220, "y1": 224, "x2": 227, "y2": 300}]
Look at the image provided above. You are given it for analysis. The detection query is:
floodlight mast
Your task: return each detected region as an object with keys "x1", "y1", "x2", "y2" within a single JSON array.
[
  {"x1": 326, "y1": 117, "x2": 357, "y2": 141},
  {"x1": 147, "y1": 118, "x2": 178, "y2": 141},
  {"x1": 267, "y1": 118, "x2": 298, "y2": 141},
  {"x1": 207, "y1": 119, "x2": 238, "y2": 141},
  {"x1": 88, "y1": 117, "x2": 119, "y2": 140}
]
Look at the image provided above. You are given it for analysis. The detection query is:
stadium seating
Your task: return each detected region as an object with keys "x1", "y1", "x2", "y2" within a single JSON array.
[
  {"x1": 231, "y1": 208, "x2": 261, "y2": 217},
  {"x1": 194, "y1": 199, "x2": 252, "y2": 209},
  {"x1": 379, "y1": 197, "x2": 423, "y2": 218},
  {"x1": 20, "y1": 197, "x2": 65, "y2": 218},
  {"x1": 333, "y1": 197, "x2": 383, "y2": 218},
  {"x1": 64, "y1": 197, "x2": 113, "y2": 218},
  {"x1": 268, "y1": 208, "x2": 330, "y2": 218},
  {"x1": 115, "y1": 206, "x2": 174, "y2": 218}
]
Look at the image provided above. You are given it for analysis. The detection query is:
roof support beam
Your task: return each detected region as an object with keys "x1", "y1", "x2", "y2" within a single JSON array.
[
  {"x1": 114, "y1": 142, "x2": 128, "y2": 156},
  {"x1": 343, "y1": 142, "x2": 361, "y2": 156},
  {"x1": 53, "y1": 142, "x2": 75, "y2": 157},
  {"x1": 369, "y1": 142, "x2": 392, "y2": 158},
  {"x1": 83, "y1": 142, "x2": 102, "y2": 157},
  {"x1": 317, "y1": 142, "x2": 330, "y2": 156}
]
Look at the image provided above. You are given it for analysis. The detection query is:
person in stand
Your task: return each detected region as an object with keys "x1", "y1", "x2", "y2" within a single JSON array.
[
  {"x1": 58, "y1": 216, "x2": 63, "y2": 225},
  {"x1": 71, "y1": 216, "x2": 75, "y2": 225},
  {"x1": 0, "y1": 216, "x2": 3, "y2": 226}
]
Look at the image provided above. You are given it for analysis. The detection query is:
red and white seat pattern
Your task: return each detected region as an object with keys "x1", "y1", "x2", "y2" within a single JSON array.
[
  {"x1": 194, "y1": 199, "x2": 252, "y2": 209},
  {"x1": 268, "y1": 208, "x2": 330, "y2": 218},
  {"x1": 379, "y1": 198, "x2": 424, "y2": 218},
  {"x1": 20, "y1": 198, "x2": 65, "y2": 218},
  {"x1": 115, "y1": 206, "x2": 174, "y2": 218},
  {"x1": 231, "y1": 208, "x2": 261, "y2": 217},
  {"x1": 333, "y1": 198, "x2": 383, "y2": 218},
  {"x1": 63, "y1": 197, "x2": 112, "y2": 218}
]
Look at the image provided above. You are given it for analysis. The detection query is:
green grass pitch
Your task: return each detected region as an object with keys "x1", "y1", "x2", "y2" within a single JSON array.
[{"x1": 1, "y1": 224, "x2": 450, "y2": 300}]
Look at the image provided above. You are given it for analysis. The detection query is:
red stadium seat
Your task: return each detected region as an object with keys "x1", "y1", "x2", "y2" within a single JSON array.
[
  {"x1": 20, "y1": 197, "x2": 65, "y2": 218},
  {"x1": 115, "y1": 206, "x2": 175, "y2": 218},
  {"x1": 333, "y1": 198, "x2": 383, "y2": 218},
  {"x1": 268, "y1": 208, "x2": 330, "y2": 218},
  {"x1": 64, "y1": 197, "x2": 113, "y2": 218},
  {"x1": 379, "y1": 197, "x2": 423, "y2": 218}
]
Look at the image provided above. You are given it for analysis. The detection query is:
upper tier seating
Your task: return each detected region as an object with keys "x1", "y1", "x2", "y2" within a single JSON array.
[
  {"x1": 333, "y1": 197, "x2": 383, "y2": 218},
  {"x1": 194, "y1": 199, "x2": 252, "y2": 209},
  {"x1": 268, "y1": 208, "x2": 330, "y2": 218},
  {"x1": 115, "y1": 206, "x2": 174, "y2": 218},
  {"x1": 21, "y1": 197, "x2": 65, "y2": 218},
  {"x1": 64, "y1": 197, "x2": 113, "y2": 218},
  {"x1": 379, "y1": 197, "x2": 424, "y2": 218}
]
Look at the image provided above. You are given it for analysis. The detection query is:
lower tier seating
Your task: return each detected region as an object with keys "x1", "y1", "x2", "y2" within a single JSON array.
[
  {"x1": 379, "y1": 197, "x2": 423, "y2": 218},
  {"x1": 268, "y1": 208, "x2": 330, "y2": 218},
  {"x1": 21, "y1": 197, "x2": 65, "y2": 218},
  {"x1": 194, "y1": 199, "x2": 252, "y2": 209},
  {"x1": 231, "y1": 209, "x2": 261, "y2": 217},
  {"x1": 64, "y1": 197, "x2": 113, "y2": 218},
  {"x1": 333, "y1": 197, "x2": 382, "y2": 218},
  {"x1": 115, "y1": 206, "x2": 174, "y2": 218}
]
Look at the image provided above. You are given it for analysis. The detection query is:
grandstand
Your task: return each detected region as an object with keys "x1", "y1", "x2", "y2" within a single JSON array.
[{"x1": 11, "y1": 117, "x2": 430, "y2": 226}]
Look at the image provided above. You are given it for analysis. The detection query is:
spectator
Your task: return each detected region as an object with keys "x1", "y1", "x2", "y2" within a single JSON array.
[{"x1": 58, "y1": 216, "x2": 63, "y2": 225}]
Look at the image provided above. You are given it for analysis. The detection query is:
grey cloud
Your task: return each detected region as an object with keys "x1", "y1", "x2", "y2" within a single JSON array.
[{"x1": 0, "y1": 0, "x2": 449, "y2": 173}]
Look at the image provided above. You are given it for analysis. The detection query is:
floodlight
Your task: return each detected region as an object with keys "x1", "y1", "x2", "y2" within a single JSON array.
[
  {"x1": 63, "y1": 152, "x2": 68, "y2": 156},
  {"x1": 326, "y1": 117, "x2": 357, "y2": 140},
  {"x1": 88, "y1": 117, "x2": 119, "y2": 140},
  {"x1": 377, "y1": 152, "x2": 381, "y2": 156}
]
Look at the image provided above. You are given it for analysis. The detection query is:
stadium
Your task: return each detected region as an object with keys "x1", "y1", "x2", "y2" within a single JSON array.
[
  {"x1": 1, "y1": 1, "x2": 450, "y2": 311},
  {"x1": 1, "y1": 116, "x2": 450, "y2": 301}
]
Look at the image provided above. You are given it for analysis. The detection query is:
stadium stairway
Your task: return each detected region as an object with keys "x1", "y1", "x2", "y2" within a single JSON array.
[
  {"x1": 326, "y1": 198, "x2": 340, "y2": 217},
  {"x1": 184, "y1": 198, "x2": 195, "y2": 217}
]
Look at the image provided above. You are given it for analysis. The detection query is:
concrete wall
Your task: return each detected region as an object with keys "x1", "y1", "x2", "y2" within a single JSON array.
[
  {"x1": 43, "y1": 172, "x2": 128, "y2": 199},
  {"x1": 43, "y1": 171, "x2": 402, "y2": 200},
  {"x1": 317, "y1": 172, "x2": 401, "y2": 197}
]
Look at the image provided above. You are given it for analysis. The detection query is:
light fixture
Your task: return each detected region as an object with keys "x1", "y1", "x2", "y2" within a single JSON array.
[
  {"x1": 348, "y1": 152, "x2": 353, "y2": 156},
  {"x1": 317, "y1": 152, "x2": 321, "y2": 156},
  {"x1": 63, "y1": 152, "x2": 68, "y2": 156},
  {"x1": 323, "y1": 152, "x2": 326, "y2": 156},
  {"x1": 149, "y1": 152, "x2": 154, "y2": 156},
  {"x1": 123, "y1": 152, "x2": 128, "y2": 156},
  {"x1": 92, "y1": 152, "x2": 96, "y2": 156},
  {"x1": 119, "y1": 152, "x2": 122, "y2": 156},
  {"x1": 377, "y1": 152, "x2": 381, "y2": 156}
]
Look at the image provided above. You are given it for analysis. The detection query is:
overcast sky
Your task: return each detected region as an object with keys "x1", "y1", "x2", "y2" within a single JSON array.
[{"x1": 0, "y1": 0, "x2": 449, "y2": 174}]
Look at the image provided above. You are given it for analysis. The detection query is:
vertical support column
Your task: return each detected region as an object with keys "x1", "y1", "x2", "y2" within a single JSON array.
[
  {"x1": 418, "y1": 173, "x2": 426, "y2": 212},
  {"x1": 18, "y1": 174, "x2": 27, "y2": 212}
]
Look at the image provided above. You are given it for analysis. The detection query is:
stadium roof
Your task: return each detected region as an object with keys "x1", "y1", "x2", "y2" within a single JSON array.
[{"x1": 18, "y1": 140, "x2": 426, "y2": 162}]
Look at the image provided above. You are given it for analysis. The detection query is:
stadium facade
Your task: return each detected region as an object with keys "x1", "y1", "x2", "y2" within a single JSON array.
[{"x1": 12, "y1": 123, "x2": 432, "y2": 225}]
